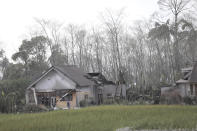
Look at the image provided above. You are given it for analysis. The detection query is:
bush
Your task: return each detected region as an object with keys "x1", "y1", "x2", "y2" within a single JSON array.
[
  {"x1": 183, "y1": 96, "x2": 193, "y2": 105},
  {"x1": 153, "y1": 96, "x2": 160, "y2": 104},
  {"x1": 79, "y1": 100, "x2": 88, "y2": 107},
  {"x1": 103, "y1": 99, "x2": 116, "y2": 105},
  {"x1": 79, "y1": 97, "x2": 97, "y2": 107},
  {"x1": 0, "y1": 79, "x2": 30, "y2": 113},
  {"x1": 20, "y1": 105, "x2": 47, "y2": 113}
]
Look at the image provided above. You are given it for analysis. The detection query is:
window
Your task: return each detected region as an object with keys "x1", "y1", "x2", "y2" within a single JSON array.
[
  {"x1": 84, "y1": 94, "x2": 88, "y2": 100},
  {"x1": 51, "y1": 97, "x2": 56, "y2": 107},
  {"x1": 60, "y1": 94, "x2": 72, "y2": 101},
  {"x1": 190, "y1": 85, "x2": 193, "y2": 95}
]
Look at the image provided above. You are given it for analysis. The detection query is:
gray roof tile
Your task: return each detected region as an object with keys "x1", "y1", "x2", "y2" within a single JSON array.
[{"x1": 54, "y1": 65, "x2": 95, "y2": 87}]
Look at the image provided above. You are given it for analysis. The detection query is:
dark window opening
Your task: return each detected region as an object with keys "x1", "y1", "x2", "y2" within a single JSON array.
[
  {"x1": 98, "y1": 94, "x2": 103, "y2": 104},
  {"x1": 36, "y1": 92, "x2": 56, "y2": 107},
  {"x1": 60, "y1": 94, "x2": 72, "y2": 101},
  {"x1": 190, "y1": 85, "x2": 193, "y2": 95},
  {"x1": 84, "y1": 94, "x2": 88, "y2": 100},
  {"x1": 51, "y1": 97, "x2": 56, "y2": 107},
  {"x1": 107, "y1": 93, "x2": 112, "y2": 97}
]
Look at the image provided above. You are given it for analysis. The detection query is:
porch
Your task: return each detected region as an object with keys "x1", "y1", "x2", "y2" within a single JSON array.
[{"x1": 36, "y1": 89, "x2": 77, "y2": 109}]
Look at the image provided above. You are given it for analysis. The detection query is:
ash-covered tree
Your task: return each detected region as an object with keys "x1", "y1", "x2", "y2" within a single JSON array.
[
  {"x1": 157, "y1": 0, "x2": 194, "y2": 77},
  {"x1": 49, "y1": 44, "x2": 68, "y2": 66},
  {"x1": 12, "y1": 36, "x2": 49, "y2": 79},
  {"x1": 0, "y1": 49, "x2": 9, "y2": 79}
]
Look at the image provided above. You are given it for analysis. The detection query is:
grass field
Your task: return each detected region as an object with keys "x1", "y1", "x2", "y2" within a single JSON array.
[{"x1": 0, "y1": 105, "x2": 197, "y2": 131}]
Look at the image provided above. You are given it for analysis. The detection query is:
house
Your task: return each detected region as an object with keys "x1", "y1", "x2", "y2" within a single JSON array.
[
  {"x1": 26, "y1": 65, "x2": 96, "y2": 109},
  {"x1": 87, "y1": 73, "x2": 126, "y2": 104},
  {"x1": 26, "y1": 65, "x2": 126, "y2": 109},
  {"x1": 176, "y1": 62, "x2": 197, "y2": 97}
]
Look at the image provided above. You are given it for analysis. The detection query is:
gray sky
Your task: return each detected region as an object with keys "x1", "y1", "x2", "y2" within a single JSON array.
[{"x1": 0, "y1": 0, "x2": 159, "y2": 59}]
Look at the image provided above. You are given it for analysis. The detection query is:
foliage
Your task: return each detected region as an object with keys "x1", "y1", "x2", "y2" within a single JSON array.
[
  {"x1": 183, "y1": 96, "x2": 193, "y2": 105},
  {"x1": 0, "y1": 49, "x2": 9, "y2": 79},
  {"x1": 11, "y1": 36, "x2": 49, "y2": 79},
  {"x1": 79, "y1": 97, "x2": 96, "y2": 107},
  {"x1": 2, "y1": 63, "x2": 24, "y2": 80},
  {"x1": 12, "y1": 36, "x2": 47, "y2": 63},
  {"x1": 0, "y1": 105, "x2": 197, "y2": 131},
  {"x1": 103, "y1": 98, "x2": 116, "y2": 105},
  {"x1": 0, "y1": 79, "x2": 30, "y2": 113},
  {"x1": 79, "y1": 100, "x2": 88, "y2": 107},
  {"x1": 19, "y1": 105, "x2": 47, "y2": 113},
  {"x1": 49, "y1": 44, "x2": 68, "y2": 66}
]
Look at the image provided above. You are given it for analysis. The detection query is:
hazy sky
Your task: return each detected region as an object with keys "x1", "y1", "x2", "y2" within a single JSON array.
[{"x1": 0, "y1": 0, "x2": 159, "y2": 59}]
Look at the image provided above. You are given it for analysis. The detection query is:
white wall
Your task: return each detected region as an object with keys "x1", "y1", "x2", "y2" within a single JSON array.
[
  {"x1": 177, "y1": 84, "x2": 190, "y2": 97},
  {"x1": 34, "y1": 69, "x2": 76, "y2": 92},
  {"x1": 76, "y1": 86, "x2": 94, "y2": 106}
]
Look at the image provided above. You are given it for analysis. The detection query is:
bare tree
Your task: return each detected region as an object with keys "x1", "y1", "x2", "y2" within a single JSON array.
[
  {"x1": 101, "y1": 9, "x2": 125, "y2": 82},
  {"x1": 158, "y1": 0, "x2": 192, "y2": 77},
  {"x1": 67, "y1": 24, "x2": 77, "y2": 65},
  {"x1": 35, "y1": 18, "x2": 66, "y2": 65}
]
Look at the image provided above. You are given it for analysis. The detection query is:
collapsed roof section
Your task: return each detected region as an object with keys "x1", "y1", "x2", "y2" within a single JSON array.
[
  {"x1": 176, "y1": 62, "x2": 197, "y2": 84},
  {"x1": 87, "y1": 72, "x2": 115, "y2": 85}
]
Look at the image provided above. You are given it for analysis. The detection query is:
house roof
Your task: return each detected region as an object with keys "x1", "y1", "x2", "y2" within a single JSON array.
[
  {"x1": 27, "y1": 65, "x2": 95, "y2": 89},
  {"x1": 189, "y1": 62, "x2": 197, "y2": 83},
  {"x1": 54, "y1": 65, "x2": 95, "y2": 87},
  {"x1": 87, "y1": 72, "x2": 115, "y2": 85}
]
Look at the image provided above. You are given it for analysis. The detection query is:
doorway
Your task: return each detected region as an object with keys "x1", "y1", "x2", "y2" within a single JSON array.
[{"x1": 98, "y1": 94, "x2": 103, "y2": 104}]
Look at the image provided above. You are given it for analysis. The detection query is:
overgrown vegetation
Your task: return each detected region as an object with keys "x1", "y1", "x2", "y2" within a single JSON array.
[
  {"x1": 0, "y1": 79, "x2": 30, "y2": 113},
  {"x1": 1, "y1": 105, "x2": 197, "y2": 131}
]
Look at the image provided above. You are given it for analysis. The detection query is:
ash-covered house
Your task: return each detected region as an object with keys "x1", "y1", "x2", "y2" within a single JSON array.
[
  {"x1": 87, "y1": 73, "x2": 126, "y2": 104},
  {"x1": 26, "y1": 65, "x2": 126, "y2": 109},
  {"x1": 175, "y1": 62, "x2": 197, "y2": 97}
]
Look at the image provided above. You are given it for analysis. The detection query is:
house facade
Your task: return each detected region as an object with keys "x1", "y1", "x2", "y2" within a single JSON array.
[
  {"x1": 26, "y1": 66, "x2": 126, "y2": 109},
  {"x1": 176, "y1": 62, "x2": 197, "y2": 97}
]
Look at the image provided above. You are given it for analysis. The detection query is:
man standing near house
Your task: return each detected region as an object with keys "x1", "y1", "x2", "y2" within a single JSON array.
[{"x1": 67, "y1": 101, "x2": 70, "y2": 109}]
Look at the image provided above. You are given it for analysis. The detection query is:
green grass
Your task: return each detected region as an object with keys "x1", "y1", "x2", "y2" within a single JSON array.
[{"x1": 1, "y1": 105, "x2": 197, "y2": 131}]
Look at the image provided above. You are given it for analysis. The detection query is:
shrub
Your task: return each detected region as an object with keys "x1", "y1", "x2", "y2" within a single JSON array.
[
  {"x1": 0, "y1": 79, "x2": 30, "y2": 113},
  {"x1": 183, "y1": 96, "x2": 193, "y2": 105},
  {"x1": 103, "y1": 99, "x2": 115, "y2": 105},
  {"x1": 153, "y1": 96, "x2": 160, "y2": 104},
  {"x1": 20, "y1": 105, "x2": 46, "y2": 113},
  {"x1": 79, "y1": 100, "x2": 88, "y2": 107}
]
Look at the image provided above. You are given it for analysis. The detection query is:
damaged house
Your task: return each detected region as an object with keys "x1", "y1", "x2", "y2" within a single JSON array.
[
  {"x1": 176, "y1": 62, "x2": 197, "y2": 97},
  {"x1": 26, "y1": 65, "x2": 126, "y2": 109},
  {"x1": 87, "y1": 73, "x2": 127, "y2": 104}
]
